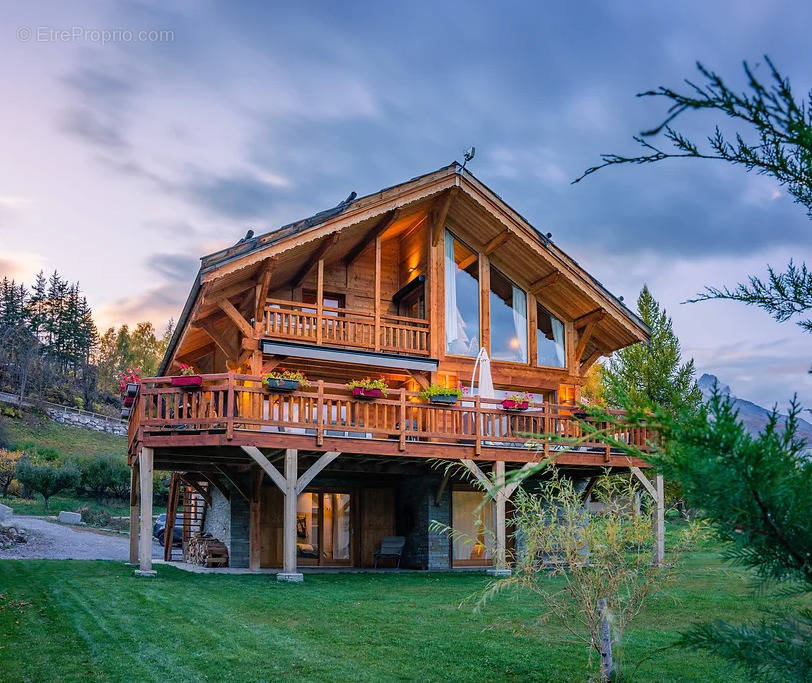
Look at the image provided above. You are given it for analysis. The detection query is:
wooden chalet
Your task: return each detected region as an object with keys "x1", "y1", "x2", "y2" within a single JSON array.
[{"x1": 127, "y1": 163, "x2": 663, "y2": 580}]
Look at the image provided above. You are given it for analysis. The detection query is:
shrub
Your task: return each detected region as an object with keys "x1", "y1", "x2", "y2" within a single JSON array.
[
  {"x1": 15, "y1": 457, "x2": 80, "y2": 510},
  {"x1": 76, "y1": 454, "x2": 130, "y2": 503},
  {"x1": 0, "y1": 449, "x2": 22, "y2": 497}
]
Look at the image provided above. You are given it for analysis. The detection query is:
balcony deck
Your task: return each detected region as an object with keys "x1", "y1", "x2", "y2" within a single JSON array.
[
  {"x1": 263, "y1": 299, "x2": 431, "y2": 357},
  {"x1": 128, "y1": 373, "x2": 652, "y2": 469}
]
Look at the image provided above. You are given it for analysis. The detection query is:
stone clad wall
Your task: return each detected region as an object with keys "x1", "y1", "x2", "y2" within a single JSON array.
[{"x1": 396, "y1": 475, "x2": 451, "y2": 570}]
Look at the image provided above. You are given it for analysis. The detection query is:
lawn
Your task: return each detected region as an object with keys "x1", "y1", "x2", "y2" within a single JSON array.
[
  {"x1": 2, "y1": 494, "x2": 165, "y2": 519},
  {"x1": 0, "y1": 546, "x2": 804, "y2": 682},
  {"x1": 0, "y1": 411, "x2": 127, "y2": 459}
]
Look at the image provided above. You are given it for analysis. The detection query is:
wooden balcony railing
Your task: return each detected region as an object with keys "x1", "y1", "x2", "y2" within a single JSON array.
[
  {"x1": 263, "y1": 299, "x2": 430, "y2": 356},
  {"x1": 128, "y1": 373, "x2": 653, "y2": 459}
]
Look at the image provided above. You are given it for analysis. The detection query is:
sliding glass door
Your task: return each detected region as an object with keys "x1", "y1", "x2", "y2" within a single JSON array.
[
  {"x1": 297, "y1": 491, "x2": 353, "y2": 566},
  {"x1": 452, "y1": 490, "x2": 494, "y2": 566}
]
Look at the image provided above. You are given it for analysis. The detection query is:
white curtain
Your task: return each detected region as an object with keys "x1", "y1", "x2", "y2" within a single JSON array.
[
  {"x1": 444, "y1": 232, "x2": 462, "y2": 353},
  {"x1": 551, "y1": 316, "x2": 565, "y2": 367},
  {"x1": 511, "y1": 285, "x2": 528, "y2": 363}
]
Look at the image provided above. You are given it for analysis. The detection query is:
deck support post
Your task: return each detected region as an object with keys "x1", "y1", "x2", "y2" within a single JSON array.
[
  {"x1": 249, "y1": 466, "x2": 263, "y2": 571},
  {"x1": 461, "y1": 459, "x2": 512, "y2": 577},
  {"x1": 135, "y1": 447, "x2": 156, "y2": 577},
  {"x1": 126, "y1": 463, "x2": 139, "y2": 566},
  {"x1": 631, "y1": 467, "x2": 665, "y2": 567},
  {"x1": 279, "y1": 448, "x2": 303, "y2": 582}
]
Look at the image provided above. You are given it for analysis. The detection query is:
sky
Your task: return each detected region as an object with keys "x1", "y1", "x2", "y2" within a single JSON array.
[{"x1": 0, "y1": 0, "x2": 809, "y2": 410}]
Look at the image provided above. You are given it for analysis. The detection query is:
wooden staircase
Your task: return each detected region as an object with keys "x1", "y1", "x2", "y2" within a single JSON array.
[{"x1": 163, "y1": 473, "x2": 211, "y2": 561}]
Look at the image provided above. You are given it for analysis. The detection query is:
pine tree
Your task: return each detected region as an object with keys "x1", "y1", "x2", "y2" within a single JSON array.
[{"x1": 601, "y1": 285, "x2": 702, "y2": 416}]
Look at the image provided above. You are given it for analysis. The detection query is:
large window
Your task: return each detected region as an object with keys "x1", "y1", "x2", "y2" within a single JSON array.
[
  {"x1": 445, "y1": 231, "x2": 480, "y2": 356},
  {"x1": 489, "y1": 266, "x2": 527, "y2": 363},
  {"x1": 536, "y1": 303, "x2": 566, "y2": 368}
]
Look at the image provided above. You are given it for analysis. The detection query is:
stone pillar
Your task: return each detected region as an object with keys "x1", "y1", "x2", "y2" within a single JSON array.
[
  {"x1": 127, "y1": 464, "x2": 139, "y2": 566},
  {"x1": 652, "y1": 474, "x2": 665, "y2": 567},
  {"x1": 278, "y1": 448, "x2": 303, "y2": 582},
  {"x1": 135, "y1": 447, "x2": 156, "y2": 577}
]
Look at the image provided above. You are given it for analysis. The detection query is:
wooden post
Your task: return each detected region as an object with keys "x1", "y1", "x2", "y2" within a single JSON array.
[
  {"x1": 316, "y1": 380, "x2": 324, "y2": 446},
  {"x1": 279, "y1": 448, "x2": 303, "y2": 582},
  {"x1": 399, "y1": 387, "x2": 406, "y2": 451},
  {"x1": 316, "y1": 258, "x2": 324, "y2": 346},
  {"x1": 226, "y1": 371, "x2": 235, "y2": 440},
  {"x1": 374, "y1": 235, "x2": 381, "y2": 352},
  {"x1": 598, "y1": 597, "x2": 614, "y2": 681},
  {"x1": 492, "y1": 461, "x2": 508, "y2": 575},
  {"x1": 653, "y1": 473, "x2": 665, "y2": 567},
  {"x1": 127, "y1": 464, "x2": 139, "y2": 565},
  {"x1": 135, "y1": 447, "x2": 156, "y2": 576},
  {"x1": 249, "y1": 466, "x2": 262, "y2": 571}
]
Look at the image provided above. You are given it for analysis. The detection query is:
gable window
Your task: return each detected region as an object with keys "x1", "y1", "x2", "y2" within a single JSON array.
[
  {"x1": 489, "y1": 266, "x2": 527, "y2": 363},
  {"x1": 536, "y1": 303, "x2": 566, "y2": 368},
  {"x1": 444, "y1": 231, "x2": 480, "y2": 357}
]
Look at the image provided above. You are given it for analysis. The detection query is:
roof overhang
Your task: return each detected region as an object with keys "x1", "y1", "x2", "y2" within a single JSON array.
[{"x1": 261, "y1": 340, "x2": 439, "y2": 372}]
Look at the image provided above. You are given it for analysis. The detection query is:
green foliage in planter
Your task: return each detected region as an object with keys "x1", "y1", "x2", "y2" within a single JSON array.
[
  {"x1": 419, "y1": 384, "x2": 463, "y2": 401},
  {"x1": 346, "y1": 377, "x2": 389, "y2": 395}
]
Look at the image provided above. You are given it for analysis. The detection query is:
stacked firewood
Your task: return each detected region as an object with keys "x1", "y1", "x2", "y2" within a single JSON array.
[{"x1": 186, "y1": 533, "x2": 229, "y2": 567}]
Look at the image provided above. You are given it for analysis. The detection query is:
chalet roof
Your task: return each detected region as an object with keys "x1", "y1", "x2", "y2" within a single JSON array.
[{"x1": 159, "y1": 163, "x2": 649, "y2": 374}]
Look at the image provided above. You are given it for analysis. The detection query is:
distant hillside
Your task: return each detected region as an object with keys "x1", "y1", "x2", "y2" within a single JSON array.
[
  {"x1": 0, "y1": 410, "x2": 127, "y2": 458},
  {"x1": 698, "y1": 373, "x2": 812, "y2": 445}
]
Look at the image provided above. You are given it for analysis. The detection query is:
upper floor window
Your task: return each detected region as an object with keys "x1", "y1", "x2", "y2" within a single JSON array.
[
  {"x1": 536, "y1": 303, "x2": 565, "y2": 368},
  {"x1": 445, "y1": 231, "x2": 480, "y2": 357},
  {"x1": 489, "y1": 266, "x2": 527, "y2": 363}
]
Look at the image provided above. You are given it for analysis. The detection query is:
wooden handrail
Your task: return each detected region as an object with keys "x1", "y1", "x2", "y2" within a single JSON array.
[{"x1": 128, "y1": 373, "x2": 652, "y2": 459}]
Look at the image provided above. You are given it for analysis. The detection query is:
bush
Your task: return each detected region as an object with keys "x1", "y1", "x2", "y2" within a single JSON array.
[
  {"x1": 15, "y1": 457, "x2": 80, "y2": 510},
  {"x1": 0, "y1": 449, "x2": 22, "y2": 497},
  {"x1": 75, "y1": 454, "x2": 130, "y2": 503}
]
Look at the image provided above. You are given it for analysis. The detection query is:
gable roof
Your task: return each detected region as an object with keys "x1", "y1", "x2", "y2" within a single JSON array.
[{"x1": 159, "y1": 163, "x2": 648, "y2": 374}]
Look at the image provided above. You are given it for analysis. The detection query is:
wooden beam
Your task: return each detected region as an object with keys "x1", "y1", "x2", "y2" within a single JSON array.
[
  {"x1": 137, "y1": 447, "x2": 155, "y2": 575},
  {"x1": 249, "y1": 465, "x2": 262, "y2": 571},
  {"x1": 460, "y1": 458, "x2": 493, "y2": 493},
  {"x1": 240, "y1": 446, "x2": 287, "y2": 493},
  {"x1": 179, "y1": 474, "x2": 213, "y2": 507},
  {"x1": 254, "y1": 257, "x2": 277, "y2": 323},
  {"x1": 580, "y1": 348, "x2": 605, "y2": 374},
  {"x1": 343, "y1": 209, "x2": 400, "y2": 267},
  {"x1": 197, "y1": 471, "x2": 229, "y2": 500},
  {"x1": 290, "y1": 233, "x2": 340, "y2": 287},
  {"x1": 208, "y1": 281, "x2": 256, "y2": 307},
  {"x1": 530, "y1": 271, "x2": 561, "y2": 291},
  {"x1": 458, "y1": 229, "x2": 510, "y2": 271},
  {"x1": 407, "y1": 370, "x2": 430, "y2": 390},
  {"x1": 631, "y1": 466, "x2": 657, "y2": 499},
  {"x1": 431, "y1": 187, "x2": 457, "y2": 246},
  {"x1": 216, "y1": 465, "x2": 251, "y2": 501},
  {"x1": 196, "y1": 319, "x2": 239, "y2": 360},
  {"x1": 580, "y1": 476, "x2": 598, "y2": 505},
  {"x1": 574, "y1": 308, "x2": 606, "y2": 331},
  {"x1": 575, "y1": 319, "x2": 599, "y2": 362},
  {"x1": 218, "y1": 298, "x2": 254, "y2": 338},
  {"x1": 296, "y1": 451, "x2": 341, "y2": 494}
]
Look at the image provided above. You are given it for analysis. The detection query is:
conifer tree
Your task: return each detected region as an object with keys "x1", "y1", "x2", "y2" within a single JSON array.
[{"x1": 601, "y1": 285, "x2": 702, "y2": 415}]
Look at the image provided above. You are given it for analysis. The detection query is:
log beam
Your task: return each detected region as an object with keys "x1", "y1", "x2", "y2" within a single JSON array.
[
  {"x1": 430, "y1": 188, "x2": 457, "y2": 246},
  {"x1": 574, "y1": 308, "x2": 606, "y2": 331},
  {"x1": 530, "y1": 271, "x2": 561, "y2": 291},
  {"x1": 135, "y1": 447, "x2": 156, "y2": 577},
  {"x1": 296, "y1": 451, "x2": 341, "y2": 494},
  {"x1": 343, "y1": 209, "x2": 400, "y2": 267},
  {"x1": 290, "y1": 233, "x2": 339, "y2": 287},
  {"x1": 218, "y1": 298, "x2": 254, "y2": 339},
  {"x1": 240, "y1": 446, "x2": 286, "y2": 493}
]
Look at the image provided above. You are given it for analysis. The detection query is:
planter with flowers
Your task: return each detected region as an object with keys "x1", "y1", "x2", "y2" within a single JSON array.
[
  {"x1": 171, "y1": 363, "x2": 203, "y2": 389},
  {"x1": 117, "y1": 369, "x2": 141, "y2": 417},
  {"x1": 501, "y1": 391, "x2": 533, "y2": 411},
  {"x1": 346, "y1": 377, "x2": 389, "y2": 400},
  {"x1": 262, "y1": 369, "x2": 310, "y2": 392},
  {"x1": 420, "y1": 383, "x2": 464, "y2": 406}
]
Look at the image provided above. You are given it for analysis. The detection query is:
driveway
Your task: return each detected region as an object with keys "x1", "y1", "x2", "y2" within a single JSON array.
[{"x1": 0, "y1": 516, "x2": 162, "y2": 561}]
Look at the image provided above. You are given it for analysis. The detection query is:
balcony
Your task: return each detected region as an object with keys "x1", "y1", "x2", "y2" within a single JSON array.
[
  {"x1": 128, "y1": 374, "x2": 653, "y2": 466},
  {"x1": 262, "y1": 299, "x2": 431, "y2": 357}
]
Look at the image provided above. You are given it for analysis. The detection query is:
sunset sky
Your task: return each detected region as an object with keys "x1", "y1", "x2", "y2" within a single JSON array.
[{"x1": 1, "y1": 1, "x2": 809, "y2": 409}]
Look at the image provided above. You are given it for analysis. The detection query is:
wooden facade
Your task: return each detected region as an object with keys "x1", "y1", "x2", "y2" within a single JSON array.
[{"x1": 128, "y1": 164, "x2": 663, "y2": 580}]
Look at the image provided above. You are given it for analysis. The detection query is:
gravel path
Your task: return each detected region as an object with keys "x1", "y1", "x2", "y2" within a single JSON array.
[{"x1": 0, "y1": 516, "x2": 162, "y2": 560}]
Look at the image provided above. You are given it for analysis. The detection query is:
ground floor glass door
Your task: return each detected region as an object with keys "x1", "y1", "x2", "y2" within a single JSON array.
[
  {"x1": 452, "y1": 490, "x2": 494, "y2": 566},
  {"x1": 297, "y1": 492, "x2": 352, "y2": 566}
]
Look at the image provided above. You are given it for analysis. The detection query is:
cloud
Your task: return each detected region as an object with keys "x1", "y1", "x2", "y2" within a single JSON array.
[
  {"x1": 96, "y1": 282, "x2": 186, "y2": 330},
  {"x1": 145, "y1": 253, "x2": 199, "y2": 283},
  {"x1": 60, "y1": 108, "x2": 129, "y2": 149},
  {"x1": 0, "y1": 252, "x2": 48, "y2": 281},
  {"x1": 181, "y1": 172, "x2": 289, "y2": 219}
]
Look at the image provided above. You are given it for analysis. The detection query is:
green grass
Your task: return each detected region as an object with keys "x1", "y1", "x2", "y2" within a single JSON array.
[
  {"x1": 0, "y1": 411, "x2": 127, "y2": 459},
  {"x1": 1, "y1": 547, "x2": 806, "y2": 682},
  {"x1": 2, "y1": 494, "x2": 167, "y2": 519}
]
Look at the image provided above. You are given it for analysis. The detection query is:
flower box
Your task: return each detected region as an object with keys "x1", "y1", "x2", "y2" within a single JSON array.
[
  {"x1": 171, "y1": 375, "x2": 203, "y2": 389},
  {"x1": 123, "y1": 396, "x2": 135, "y2": 407},
  {"x1": 120, "y1": 407, "x2": 131, "y2": 419},
  {"x1": 502, "y1": 399, "x2": 530, "y2": 411},
  {"x1": 429, "y1": 394, "x2": 459, "y2": 405},
  {"x1": 264, "y1": 377, "x2": 300, "y2": 392},
  {"x1": 352, "y1": 387, "x2": 383, "y2": 400}
]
